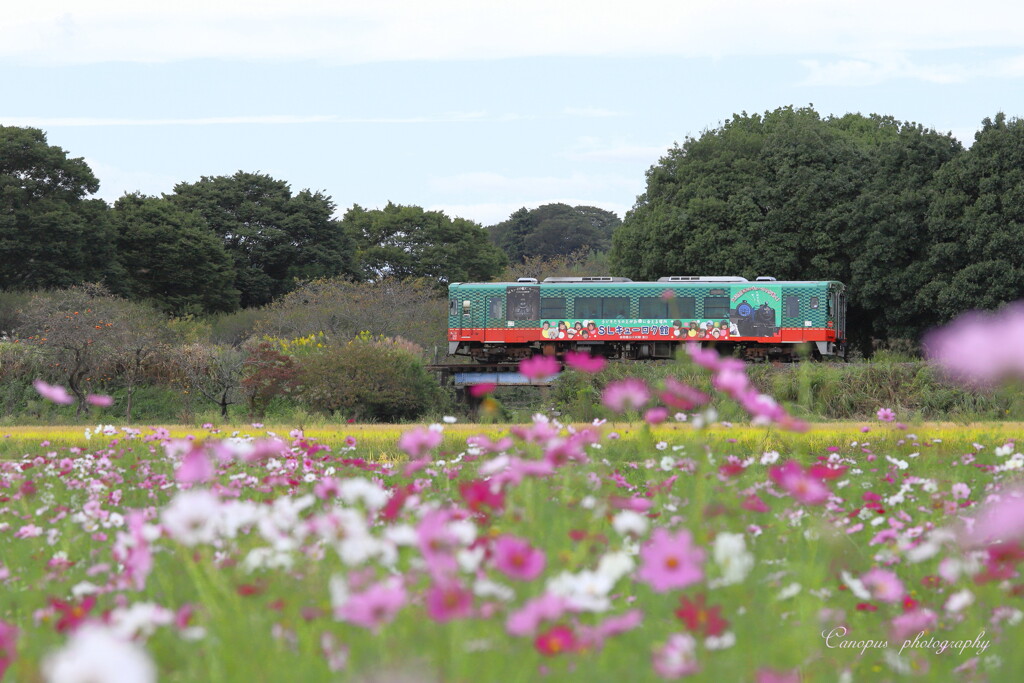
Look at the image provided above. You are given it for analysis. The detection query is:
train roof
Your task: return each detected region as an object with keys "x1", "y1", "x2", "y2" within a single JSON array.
[{"x1": 449, "y1": 277, "x2": 844, "y2": 287}]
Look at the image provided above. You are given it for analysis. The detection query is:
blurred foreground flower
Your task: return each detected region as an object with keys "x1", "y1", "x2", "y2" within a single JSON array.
[
  {"x1": 519, "y1": 355, "x2": 560, "y2": 381},
  {"x1": 43, "y1": 624, "x2": 156, "y2": 683},
  {"x1": 924, "y1": 302, "x2": 1024, "y2": 385},
  {"x1": 33, "y1": 380, "x2": 74, "y2": 405}
]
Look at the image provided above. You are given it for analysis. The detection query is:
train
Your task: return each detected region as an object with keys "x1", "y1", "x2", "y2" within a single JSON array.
[{"x1": 447, "y1": 276, "x2": 846, "y2": 362}]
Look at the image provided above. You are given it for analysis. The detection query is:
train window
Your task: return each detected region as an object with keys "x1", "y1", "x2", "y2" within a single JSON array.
[
  {"x1": 576, "y1": 297, "x2": 602, "y2": 319},
  {"x1": 541, "y1": 297, "x2": 566, "y2": 318},
  {"x1": 487, "y1": 297, "x2": 503, "y2": 319},
  {"x1": 576, "y1": 296, "x2": 630, "y2": 319},
  {"x1": 703, "y1": 296, "x2": 729, "y2": 319},
  {"x1": 784, "y1": 296, "x2": 799, "y2": 318},
  {"x1": 810, "y1": 296, "x2": 820, "y2": 310},
  {"x1": 449, "y1": 299, "x2": 457, "y2": 315},
  {"x1": 639, "y1": 297, "x2": 668, "y2": 319},
  {"x1": 603, "y1": 297, "x2": 630, "y2": 319},
  {"x1": 677, "y1": 296, "x2": 696, "y2": 318}
]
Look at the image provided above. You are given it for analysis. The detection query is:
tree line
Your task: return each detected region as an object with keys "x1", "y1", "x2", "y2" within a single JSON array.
[
  {"x1": 610, "y1": 107, "x2": 1024, "y2": 353},
  {"x1": 6, "y1": 107, "x2": 1024, "y2": 357}
]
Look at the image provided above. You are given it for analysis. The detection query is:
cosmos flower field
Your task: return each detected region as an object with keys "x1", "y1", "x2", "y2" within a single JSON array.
[{"x1": 3, "y1": 319, "x2": 1024, "y2": 681}]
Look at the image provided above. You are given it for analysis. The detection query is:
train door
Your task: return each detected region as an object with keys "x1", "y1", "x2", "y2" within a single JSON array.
[
  {"x1": 506, "y1": 285, "x2": 540, "y2": 343},
  {"x1": 459, "y1": 296, "x2": 476, "y2": 340},
  {"x1": 484, "y1": 295, "x2": 504, "y2": 341}
]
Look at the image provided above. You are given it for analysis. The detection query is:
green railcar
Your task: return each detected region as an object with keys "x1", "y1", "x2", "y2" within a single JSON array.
[{"x1": 448, "y1": 276, "x2": 846, "y2": 362}]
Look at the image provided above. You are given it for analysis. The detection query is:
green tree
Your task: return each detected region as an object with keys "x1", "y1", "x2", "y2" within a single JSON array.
[
  {"x1": 344, "y1": 202, "x2": 506, "y2": 285},
  {"x1": 489, "y1": 204, "x2": 620, "y2": 261},
  {"x1": 917, "y1": 113, "x2": 1024, "y2": 329},
  {"x1": 168, "y1": 172, "x2": 357, "y2": 308},
  {"x1": 0, "y1": 126, "x2": 123, "y2": 290},
  {"x1": 610, "y1": 106, "x2": 962, "y2": 350},
  {"x1": 111, "y1": 194, "x2": 240, "y2": 315}
]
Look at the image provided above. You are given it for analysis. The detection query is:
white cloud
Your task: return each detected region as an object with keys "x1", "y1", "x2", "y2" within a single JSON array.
[
  {"x1": 4, "y1": 1, "x2": 1024, "y2": 66},
  {"x1": 562, "y1": 137, "x2": 667, "y2": 164},
  {"x1": 800, "y1": 53, "x2": 971, "y2": 87}
]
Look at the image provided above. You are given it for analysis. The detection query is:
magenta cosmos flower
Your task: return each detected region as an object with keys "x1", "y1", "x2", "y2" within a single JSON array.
[
  {"x1": 860, "y1": 567, "x2": 905, "y2": 603},
  {"x1": 636, "y1": 528, "x2": 705, "y2": 592},
  {"x1": 493, "y1": 534, "x2": 546, "y2": 581},
  {"x1": 876, "y1": 407, "x2": 896, "y2": 422},
  {"x1": 425, "y1": 578, "x2": 473, "y2": 622},
  {"x1": 336, "y1": 578, "x2": 407, "y2": 631},
  {"x1": 924, "y1": 302, "x2": 1024, "y2": 385},
  {"x1": 602, "y1": 378, "x2": 651, "y2": 412},
  {"x1": 519, "y1": 355, "x2": 560, "y2": 380},
  {"x1": 397, "y1": 426, "x2": 443, "y2": 459},
  {"x1": 33, "y1": 379, "x2": 74, "y2": 405},
  {"x1": 768, "y1": 461, "x2": 831, "y2": 505},
  {"x1": 563, "y1": 351, "x2": 607, "y2": 373}
]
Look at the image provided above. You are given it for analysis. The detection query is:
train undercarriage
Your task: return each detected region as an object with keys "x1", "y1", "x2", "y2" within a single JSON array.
[{"x1": 450, "y1": 340, "x2": 844, "y2": 364}]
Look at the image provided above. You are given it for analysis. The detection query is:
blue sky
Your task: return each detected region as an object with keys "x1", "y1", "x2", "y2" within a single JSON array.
[{"x1": 3, "y1": 2, "x2": 1024, "y2": 226}]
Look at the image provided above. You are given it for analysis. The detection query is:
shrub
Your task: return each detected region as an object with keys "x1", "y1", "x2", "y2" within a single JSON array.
[{"x1": 296, "y1": 334, "x2": 443, "y2": 421}]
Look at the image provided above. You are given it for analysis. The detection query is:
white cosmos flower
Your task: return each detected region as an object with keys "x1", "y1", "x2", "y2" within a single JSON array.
[
  {"x1": 945, "y1": 589, "x2": 974, "y2": 613},
  {"x1": 108, "y1": 602, "x2": 174, "y2": 640},
  {"x1": 160, "y1": 489, "x2": 221, "y2": 546},
  {"x1": 43, "y1": 624, "x2": 156, "y2": 683},
  {"x1": 840, "y1": 571, "x2": 871, "y2": 600},
  {"x1": 338, "y1": 478, "x2": 390, "y2": 511},
  {"x1": 612, "y1": 510, "x2": 649, "y2": 537},
  {"x1": 546, "y1": 570, "x2": 613, "y2": 612},
  {"x1": 596, "y1": 551, "x2": 635, "y2": 583},
  {"x1": 712, "y1": 532, "x2": 754, "y2": 586}
]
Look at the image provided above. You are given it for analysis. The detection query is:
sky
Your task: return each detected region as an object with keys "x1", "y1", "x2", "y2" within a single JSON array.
[{"x1": 3, "y1": 1, "x2": 1024, "y2": 226}]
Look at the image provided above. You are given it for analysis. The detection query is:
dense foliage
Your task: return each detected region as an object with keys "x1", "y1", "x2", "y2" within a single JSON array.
[
  {"x1": 342, "y1": 202, "x2": 506, "y2": 286},
  {"x1": 609, "y1": 108, "x2": 1024, "y2": 351},
  {"x1": 488, "y1": 203, "x2": 620, "y2": 261}
]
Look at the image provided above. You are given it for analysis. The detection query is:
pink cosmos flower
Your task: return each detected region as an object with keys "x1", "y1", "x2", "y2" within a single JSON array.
[
  {"x1": 336, "y1": 578, "x2": 407, "y2": 631},
  {"x1": 924, "y1": 302, "x2": 1024, "y2": 385},
  {"x1": 659, "y1": 378, "x2": 709, "y2": 410},
  {"x1": 86, "y1": 393, "x2": 114, "y2": 407},
  {"x1": 876, "y1": 407, "x2": 896, "y2": 422},
  {"x1": 962, "y1": 488, "x2": 1024, "y2": 547},
  {"x1": 602, "y1": 378, "x2": 651, "y2": 412},
  {"x1": 425, "y1": 578, "x2": 473, "y2": 622},
  {"x1": 398, "y1": 426, "x2": 443, "y2": 459},
  {"x1": 768, "y1": 461, "x2": 831, "y2": 505},
  {"x1": 519, "y1": 355, "x2": 560, "y2": 380},
  {"x1": 175, "y1": 447, "x2": 214, "y2": 484},
  {"x1": 890, "y1": 608, "x2": 938, "y2": 641},
  {"x1": 686, "y1": 343, "x2": 723, "y2": 371},
  {"x1": 652, "y1": 633, "x2": 700, "y2": 678},
  {"x1": 506, "y1": 593, "x2": 569, "y2": 636},
  {"x1": 636, "y1": 528, "x2": 706, "y2": 592},
  {"x1": 644, "y1": 407, "x2": 669, "y2": 425},
  {"x1": 563, "y1": 351, "x2": 607, "y2": 373},
  {"x1": 416, "y1": 509, "x2": 464, "y2": 576},
  {"x1": 33, "y1": 380, "x2": 74, "y2": 405},
  {"x1": 861, "y1": 567, "x2": 905, "y2": 603},
  {"x1": 468, "y1": 383, "x2": 497, "y2": 397},
  {"x1": 493, "y1": 535, "x2": 546, "y2": 581},
  {"x1": 0, "y1": 619, "x2": 17, "y2": 680},
  {"x1": 535, "y1": 625, "x2": 577, "y2": 656},
  {"x1": 755, "y1": 668, "x2": 800, "y2": 683}
]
